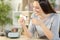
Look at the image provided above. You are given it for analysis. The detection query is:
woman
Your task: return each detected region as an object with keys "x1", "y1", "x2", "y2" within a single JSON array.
[{"x1": 18, "y1": 0, "x2": 60, "y2": 40}]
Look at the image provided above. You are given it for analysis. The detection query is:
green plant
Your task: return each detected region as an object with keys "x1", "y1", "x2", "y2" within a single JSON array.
[
  {"x1": 0, "y1": 0, "x2": 12, "y2": 30},
  {"x1": 49, "y1": 0, "x2": 56, "y2": 7},
  {"x1": 16, "y1": 16, "x2": 20, "y2": 19}
]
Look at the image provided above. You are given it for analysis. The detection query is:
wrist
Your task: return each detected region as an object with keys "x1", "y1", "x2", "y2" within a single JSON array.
[{"x1": 21, "y1": 23, "x2": 26, "y2": 28}]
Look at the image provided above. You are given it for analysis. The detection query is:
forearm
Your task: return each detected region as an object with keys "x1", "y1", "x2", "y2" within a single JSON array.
[
  {"x1": 22, "y1": 24, "x2": 32, "y2": 38},
  {"x1": 32, "y1": 18, "x2": 53, "y2": 39},
  {"x1": 39, "y1": 22, "x2": 53, "y2": 40}
]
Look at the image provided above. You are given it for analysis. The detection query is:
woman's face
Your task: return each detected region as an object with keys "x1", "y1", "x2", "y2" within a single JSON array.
[{"x1": 33, "y1": 1, "x2": 44, "y2": 16}]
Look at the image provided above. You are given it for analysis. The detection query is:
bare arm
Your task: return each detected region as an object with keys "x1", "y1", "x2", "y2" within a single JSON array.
[
  {"x1": 39, "y1": 21, "x2": 53, "y2": 40},
  {"x1": 32, "y1": 18, "x2": 53, "y2": 40},
  {"x1": 21, "y1": 24, "x2": 32, "y2": 38},
  {"x1": 18, "y1": 18, "x2": 32, "y2": 38}
]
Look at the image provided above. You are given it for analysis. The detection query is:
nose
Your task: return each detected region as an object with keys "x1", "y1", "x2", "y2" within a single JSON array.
[{"x1": 33, "y1": 1, "x2": 40, "y2": 9}]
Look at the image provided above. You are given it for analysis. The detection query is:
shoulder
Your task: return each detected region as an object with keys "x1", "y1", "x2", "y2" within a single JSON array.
[
  {"x1": 52, "y1": 13, "x2": 60, "y2": 22},
  {"x1": 53, "y1": 13, "x2": 60, "y2": 19}
]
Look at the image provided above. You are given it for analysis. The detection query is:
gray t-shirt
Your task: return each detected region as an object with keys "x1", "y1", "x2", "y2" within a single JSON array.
[{"x1": 28, "y1": 13, "x2": 60, "y2": 40}]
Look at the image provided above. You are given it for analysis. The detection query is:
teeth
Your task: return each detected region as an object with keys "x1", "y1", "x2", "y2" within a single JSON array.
[{"x1": 20, "y1": 15, "x2": 26, "y2": 20}]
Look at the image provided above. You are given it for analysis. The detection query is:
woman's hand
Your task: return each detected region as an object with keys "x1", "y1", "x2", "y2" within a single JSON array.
[
  {"x1": 18, "y1": 17, "x2": 25, "y2": 26},
  {"x1": 33, "y1": 6, "x2": 42, "y2": 16},
  {"x1": 18, "y1": 17, "x2": 32, "y2": 38},
  {"x1": 33, "y1": 1, "x2": 44, "y2": 17},
  {"x1": 32, "y1": 18, "x2": 41, "y2": 25},
  {"x1": 32, "y1": 18, "x2": 53, "y2": 40}
]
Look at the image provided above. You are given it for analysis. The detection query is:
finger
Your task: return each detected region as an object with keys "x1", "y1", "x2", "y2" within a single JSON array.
[
  {"x1": 33, "y1": 8, "x2": 39, "y2": 15},
  {"x1": 35, "y1": 9, "x2": 40, "y2": 13},
  {"x1": 18, "y1": 17, "x2": 23, "y2": 23}
]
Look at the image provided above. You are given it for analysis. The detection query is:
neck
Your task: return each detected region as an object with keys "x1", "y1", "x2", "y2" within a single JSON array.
[{"x1": 38, "y1": 13, "x2": 50, "y2": 19}]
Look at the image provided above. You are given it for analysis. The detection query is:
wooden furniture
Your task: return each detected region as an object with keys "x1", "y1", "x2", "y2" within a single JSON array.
[{"x1": 0, "y1": 36, "x2": 47, "y2": 40}]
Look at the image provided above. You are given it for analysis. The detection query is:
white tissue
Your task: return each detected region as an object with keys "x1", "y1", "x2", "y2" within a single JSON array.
[{"x1": 20, "y1": 15, "x2": 26, "y2": 20}]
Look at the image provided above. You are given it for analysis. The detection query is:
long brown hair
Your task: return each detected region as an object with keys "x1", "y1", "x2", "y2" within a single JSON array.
[{"x1": 35, "y1": 0, "x2": 56, "y2": 14}]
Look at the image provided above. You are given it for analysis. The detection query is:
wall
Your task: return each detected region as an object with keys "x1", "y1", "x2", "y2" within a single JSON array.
[{"x1": 10, "y1": 0, "x2": 22, "y2": 11}]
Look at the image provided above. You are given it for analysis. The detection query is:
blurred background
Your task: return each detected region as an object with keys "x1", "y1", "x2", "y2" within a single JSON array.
[{"x1": 0, "y1": 0, "x2": 60, "y2": 40}]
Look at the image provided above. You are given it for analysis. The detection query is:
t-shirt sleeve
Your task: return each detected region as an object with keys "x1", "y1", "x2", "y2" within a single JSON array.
[{"x1": 51, "y1": 14, "x2": 60, "y2": 40}]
